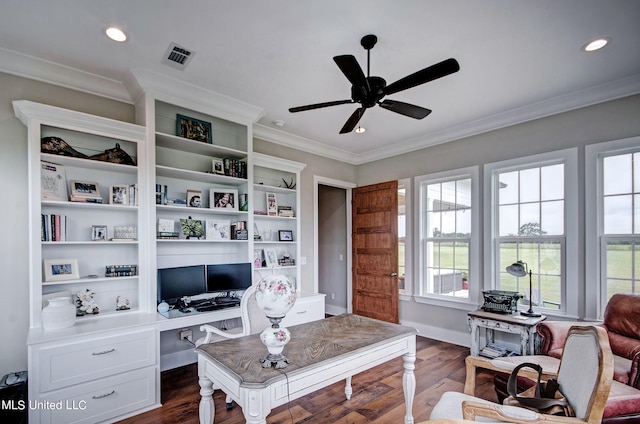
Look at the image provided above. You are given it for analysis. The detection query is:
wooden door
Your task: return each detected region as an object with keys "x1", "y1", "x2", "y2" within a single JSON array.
[{"x1": 352, "y1": 181, "x2": 399, "y2": 323}]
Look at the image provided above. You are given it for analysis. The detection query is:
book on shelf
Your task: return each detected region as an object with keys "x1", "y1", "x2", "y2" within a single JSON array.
[
  {"x1": 157, "y1": 231, "x2": 180, "y2": 239},
  {"x1": 40, "y1": 161, "x2": 67, "y2": 201},
  {"x1": 277, "y1": 205, "x2": 294, "y2": 217},
  {"x1": 105, "y1": 264, "x2": 138, "y2": 277},
  {"x1": 69, "y1": 195, "x2": 103, "y2": 203},
  {"x1": 479, "y1": 343, "x2": 509, "y2": 359},
  {"x1": 41, "y1": 214, "x2": 67, "y2": 241},
  {"x1": 222, "y1": 158, "x2": 247, "y2": 179}
]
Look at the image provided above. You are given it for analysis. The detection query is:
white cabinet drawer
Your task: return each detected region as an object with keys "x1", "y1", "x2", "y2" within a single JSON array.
[
  {"x1": 281, "y1": 294, "x2": 325, "y2": 327},
  {"x1": 36, "y1": 366, "x2": 157, "y2": 424},
  {"x1": 35, "y1": 328, "x2": 156, "y2": 392}
]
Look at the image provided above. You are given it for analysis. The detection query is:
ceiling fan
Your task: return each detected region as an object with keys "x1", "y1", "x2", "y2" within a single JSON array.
[{"x1": 289, "y1": 34, "x2": 460, "y2": 134}]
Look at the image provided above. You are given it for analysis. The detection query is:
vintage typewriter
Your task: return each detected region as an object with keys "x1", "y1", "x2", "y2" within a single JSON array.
[{"x1": 481, "y1": 290, "x2": 522, "y2": 313}]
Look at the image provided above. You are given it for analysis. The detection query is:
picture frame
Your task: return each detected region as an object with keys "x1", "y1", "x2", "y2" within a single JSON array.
[
  {"x1": 210, "y1": 188, "x2": 238, "y2": 210},
  {"x1": 206, "y1": 219, "x2": 231, "y2": 240},
  {"x1": 113, "y1": 225, "x2": 137, "y2": 240},
  {"x1": 41, "y1": 161, "x2": 68, "y2": 201},
  {"x1": 263, "y1": 248, "x2": 278, "y2": 268},
  {"x1": 253, "y1": 249, "x2": 263, "y2": 268},
  {"x1": 266, "y1": 192, "x2": 278, "y2": 216},
  {"x1": 212, "y1": 158, "x2": 225, "y2": 175},
  {"x1": 43, "y1": 258, "x2": 80, "y2": 282},
  {"x1": 179, "y1": 217, "x2": 204, "y2": 239},
  {"x1": 176, "y1": 114, "x2": 212, "y2": 144},
  {"x1": 278, "y1": 230, "x2": 293, "y2": 242},
  {"x1": 91, "y1": 225, "x2": 107, "y2": 241},
  {"x1": 187, "y1": 189, "x2": 203, "y2": 208},
  {"x1": 70, "y1": 180, "x2": 100, "y2": 198},
  {"x1": 109, "y1": 184, "x2": 129, "y2": 205}
]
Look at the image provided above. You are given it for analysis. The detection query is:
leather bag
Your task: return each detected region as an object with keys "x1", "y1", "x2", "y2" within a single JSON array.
[{"x1": 504, "y1": 362, "x2": 575, "y2": 417}]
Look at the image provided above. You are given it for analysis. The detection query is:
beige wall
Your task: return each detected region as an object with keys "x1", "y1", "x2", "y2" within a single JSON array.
[{"x1": 0, "y1": 72, "x2": 135, "y2": 376}]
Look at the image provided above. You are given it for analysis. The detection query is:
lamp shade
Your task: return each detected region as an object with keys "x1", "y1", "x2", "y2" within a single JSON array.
[{"x1": 506, "y1": 261, "x2": 527, "y2": 277}]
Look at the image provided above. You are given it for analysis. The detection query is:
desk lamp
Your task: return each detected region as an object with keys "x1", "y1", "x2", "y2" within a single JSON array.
[{"x1": 506, "y1": 260, "x2": 541, "y2": 317}]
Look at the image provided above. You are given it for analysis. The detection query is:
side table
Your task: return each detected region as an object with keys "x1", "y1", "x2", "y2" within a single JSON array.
[{"x1": 467, "y1": 309, "x2": 546, "y2": 356}]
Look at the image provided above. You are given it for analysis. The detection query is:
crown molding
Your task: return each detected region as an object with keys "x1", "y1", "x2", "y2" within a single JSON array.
[
  {"x1": 253, "y1": 124, "x2": 360, "y2": 165},
  {"x1": 0, "y1": 47, "x2": 133, "y2": 103}
]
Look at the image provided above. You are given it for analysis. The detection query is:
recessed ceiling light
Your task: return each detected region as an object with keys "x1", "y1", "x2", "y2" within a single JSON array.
[
  {"x1": 106, "y1": 27, "x2": 127, "y2": 42},
  {"x1": 582, "y1": 37, "x2": 610, "y2": 52},
  {"x1": 355, "y1": 126, "x2": 366, "y2": 134}
]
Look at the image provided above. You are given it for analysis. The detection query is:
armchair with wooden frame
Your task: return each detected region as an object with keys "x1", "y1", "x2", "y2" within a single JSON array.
[{"x1": 429, "y1": 326, "x2": 613, "y2": 423}]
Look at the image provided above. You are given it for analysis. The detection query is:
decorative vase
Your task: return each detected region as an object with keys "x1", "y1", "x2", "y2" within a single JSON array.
[
  {"x1": 42, "y1": 296, "x2": 76, "y2": 330},
  {"x1": 255, "y1": 273, "x2": 296, "y2": 369}
]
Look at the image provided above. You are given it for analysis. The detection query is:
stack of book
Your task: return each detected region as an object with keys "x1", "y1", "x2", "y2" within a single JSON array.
[
  {"x1": 157, "y1": 232, "x2": 180, "y2": 239},
  {"x1": 277, "y1": 206, "x2": 294, "y2": 217},
  {"x1": 222, "y1": 158, "x2": 247, "y2": 179},
  {"x1": 231, "y1": 220, "x2": 248, "y2": 240},
  {"x1": 479, "y1": 343, "x2": 509, "y2": 359}
]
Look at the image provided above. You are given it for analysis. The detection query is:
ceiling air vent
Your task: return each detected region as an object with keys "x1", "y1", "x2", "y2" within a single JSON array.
[{"x1": 162, "y1": 42, "x2": 195, "y2": 70}]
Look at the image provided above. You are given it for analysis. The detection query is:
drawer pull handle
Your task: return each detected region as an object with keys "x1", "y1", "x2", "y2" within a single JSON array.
[
  {"x1": 296, "y1": 310, "x2": 307, "y2": 314},
  {"x1": 92, "y1": 348, "x2": 116, "y2": 356},
  {"x1": 92, "y1": 390, "x2": 115, "y2": 400}
]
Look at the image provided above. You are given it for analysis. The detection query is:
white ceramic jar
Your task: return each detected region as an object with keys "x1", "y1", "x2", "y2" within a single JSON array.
[{"x1": 42, "y1": 296, "x2": 76, "y2": 329}]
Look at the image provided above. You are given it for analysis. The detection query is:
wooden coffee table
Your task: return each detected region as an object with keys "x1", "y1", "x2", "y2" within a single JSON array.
[{"x1": 196, "y1": 314, "x2": 417, "y2": 424}]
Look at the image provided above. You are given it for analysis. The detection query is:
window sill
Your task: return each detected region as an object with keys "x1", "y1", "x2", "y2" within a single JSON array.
[{"x1": 413, "y1": 295, "x2": 479, "y2": 311}]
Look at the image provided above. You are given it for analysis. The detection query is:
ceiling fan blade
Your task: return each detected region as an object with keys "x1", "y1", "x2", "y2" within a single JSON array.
[
  {"x1": 340, "y1": 108, "x2": 366, "y2": 134},
  {"x1": 379, "y1": 99, "x2": 432, "y2": 119},
  {"x1": 383, "y1": 58, "x2": 460, "y2": 96},
  {"x1": 334, "y1": 55, "x2": 367, "y2": 87},
  {"x1": 289, "y1": 99, "x2": 353, "y2": 113}
]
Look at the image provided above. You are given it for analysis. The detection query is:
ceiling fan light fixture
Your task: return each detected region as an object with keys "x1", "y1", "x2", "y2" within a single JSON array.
[
  {"x1": 105, "y1": 27, "x2": 127, "y2": 42},
  {"x1": 582, "y1": 37, "x2": 610, "y2": 52},
  {"x1": 355, "y1": 126, "x2": 366, "y2": 133}
]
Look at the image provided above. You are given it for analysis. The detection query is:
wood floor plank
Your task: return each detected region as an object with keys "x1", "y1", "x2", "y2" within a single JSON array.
[{"x1": 117, "y1": 336, "x2": 497, "y2": 424}]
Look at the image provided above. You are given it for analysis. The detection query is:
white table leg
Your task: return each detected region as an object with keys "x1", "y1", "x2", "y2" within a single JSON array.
[
  {"x1": 402, "y1": 352, "x2": 416, "y2": 424},
  {"x1": 469, "y1": 318, "x2": 479, "y2": 356},
  {"x1": 345, "y1": 376, "x2": 353, "y2": 400},
  {"x1": 198, "y1": 375, "x2": 215, "y2": 424}
]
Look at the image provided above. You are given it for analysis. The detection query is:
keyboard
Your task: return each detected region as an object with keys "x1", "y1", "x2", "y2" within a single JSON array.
[{"x1": 195, "y1": 304, "x2": 224, "y2": 312}]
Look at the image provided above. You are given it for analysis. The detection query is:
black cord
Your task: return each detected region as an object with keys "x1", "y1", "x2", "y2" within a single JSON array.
[{"x1": 276, "y1": 368, "x2": 294, "y2": 424}]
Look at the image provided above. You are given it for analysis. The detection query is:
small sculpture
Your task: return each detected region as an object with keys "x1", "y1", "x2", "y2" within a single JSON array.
[
  {"x1": 280, "y1": 178, "x2": 296, "y2": 189},
  {"x1": 76, "y1": 289, "x2": 99, "y2": 316},
  {"x1": 116, "y1": 296, "x2": 130, "y2": 311}
]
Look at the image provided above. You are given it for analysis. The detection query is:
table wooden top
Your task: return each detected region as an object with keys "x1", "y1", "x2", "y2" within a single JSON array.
[
  {"x1": 196, "y1": 313, "x2": 417, "y2": 388},
  {"x1": 467, "y1": 309, "x2": 546, "y2": 326}
]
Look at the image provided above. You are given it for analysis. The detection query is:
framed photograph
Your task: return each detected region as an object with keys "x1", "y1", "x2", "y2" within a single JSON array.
[
  {"x1": 263, "y1": 248, "x2": 278, "y2": 268},
  {"x1": 278, "y1": 230, "x2": 293, "y2": 242},
  {"x1": 43, "y1": 258, "x2": 80, "y2": 282},
  {"x1": 113, "y1": 225, "x2": 137, "y2": 240},
  {"x1": 70, "y1": 180, "x2": 100, "y2": 198},
  {"x1": 210, "y1": 188, "x2": 238, "y2": 210},
  {"x1": 41, "y1": 161, "x2": 68, "y2": 201},
  {"x1": 206, "y1": 219, "x2": 230, "y2": 240},
  {"x1": 91, "y1": 225, "x2": 107, "y2": 241},
  {"x1": 179, "y1": 217, "x2": 204, "y2": 239},
  {"x1": 109, "y1": 184, "x2": 129, "y2": 205},
  {"x1": 212, "y1": 158, "x2": 225, "y2": 175},
  {"x1": 266, "y1": 192, "x2": 278, "y2": 216},
  {"x1": 253, "y1": 249, "x2": 263, "y2": 268},
  {"x1": 176, "y1": 114, "x2": 212, "y2": 144},
  {"x1": 187, "y1": 189, "x2": 202, "y2": 208}
]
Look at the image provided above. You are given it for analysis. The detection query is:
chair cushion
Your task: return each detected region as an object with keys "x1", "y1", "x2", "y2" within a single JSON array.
[{"x1": 430, "y1": 391, "x2": 537, "y2": 422}]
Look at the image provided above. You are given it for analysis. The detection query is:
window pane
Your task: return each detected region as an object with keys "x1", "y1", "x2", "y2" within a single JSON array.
[
  {"x1": 455, "y1": 241, "x2": 469, "y2": 270},
  {"x1": 499, "y1": 241, "x2": 518, "y2": 272},
  {"x1": 635, "y1": 194, "x2": 640, "y2": 235},
  {"x1": 519, "y1": 203, "x2": 540, "y2": 234},
  {"x1": 540, "y1": 200, "x2": 564, "y2": 235},
  {"x1": 606, "y1": 241, "x2": 632, "y2": 279},
  {"x1": 441, "y1": 210, "x2": 456, "y2": 235},
  {"x1": 604, "y1": 195, "x2": 632, "y2": 234},
  {"x1": 520, "y1": 168, "x2": 540, "y2": 203},
  {"x1": 426, "y1": 183, "x2": 441, "y2": 211},
  {"x1": 457, "y1": 179, "x2": 472, "y2": 208},
  {"x1": 426, "y1": 211, "x2": 440, "y2": 237},
  {"x1": 603, "y1": 154, "x2": 632, "y2": 195},
  {"x1": 499, "y1": 204, "x2": 519, "y2": 236},
  {"x1": 539, "y1": 275, "x2": 561, "y2": 309},
  {"x1": 441, "y1": 180, "x2": 456, "y2": 205},
  {"x1": 499, "y1": 171, "x2": 518, "y2": 205},
  {"x1": 457, "y1": 209, "x2": 471, "y2": 236},
  {"x1": 634, "y1": 152, "x2": 640, "y2": 192},
  {"x1": 541, "y1": 164, "x2": 564, "y2": 201}
]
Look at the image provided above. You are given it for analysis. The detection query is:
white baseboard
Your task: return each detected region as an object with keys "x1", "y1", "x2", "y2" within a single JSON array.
[
  {"x1": 161, "y1": 349, "x2": 197, "y2": 371},
  {"x1": 325, "y1": 304, "x2": 347, "y2": 316},
  {"x1": 400, "y1": 318, "x2": 470, "y2": 348}
]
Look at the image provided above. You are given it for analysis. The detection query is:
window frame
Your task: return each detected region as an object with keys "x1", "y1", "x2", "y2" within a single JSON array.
[
  {"x1": 398, "y1": 178, "x2": 413, "y2": 301},
  {"x1": 414, "y1": 166, "x2": 480, "y2": 310},
  {"x1": 585, "y1": 136, "x2": 640, "y2": 319},
  {"x1": 483, "y1": 148, "x2": 579, "y2": 319}
]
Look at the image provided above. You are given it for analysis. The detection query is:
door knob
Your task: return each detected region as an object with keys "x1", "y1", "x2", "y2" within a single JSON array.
[{"x1": 390, "y1": 272, "x2": 398, "y2": 277}]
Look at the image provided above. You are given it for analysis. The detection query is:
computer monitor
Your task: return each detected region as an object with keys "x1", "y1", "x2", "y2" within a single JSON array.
[
  {"x1": 157, "y1": 264, "x2": 206, "y2": 305},
  {"x1": 206, "y1": 262, "x2": 252, "y2": 294}
]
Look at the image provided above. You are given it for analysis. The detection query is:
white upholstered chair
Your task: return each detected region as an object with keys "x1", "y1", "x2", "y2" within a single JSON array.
[
  {"x1": 429, "y1": 326, "x2": 614, "y2": 424},
  {"x1": 195, "y1": 284, "x2": 271, "y2": 408}
]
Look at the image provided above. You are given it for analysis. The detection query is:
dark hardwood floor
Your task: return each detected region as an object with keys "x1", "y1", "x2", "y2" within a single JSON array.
[{"x1": 118, "y1": 336, "x2": 498, "y2": 424}]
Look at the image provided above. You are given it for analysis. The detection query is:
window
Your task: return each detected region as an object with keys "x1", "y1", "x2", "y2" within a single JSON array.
[
  {"x1": 485, "y1": 148, "x2": 578, "y2": 317},
  {"x1": 586, "y1": 137, "x2": 640, "y2": 318},
  {"x1": 415, "y1": 167, "x2": 479, "y2": 307}
]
